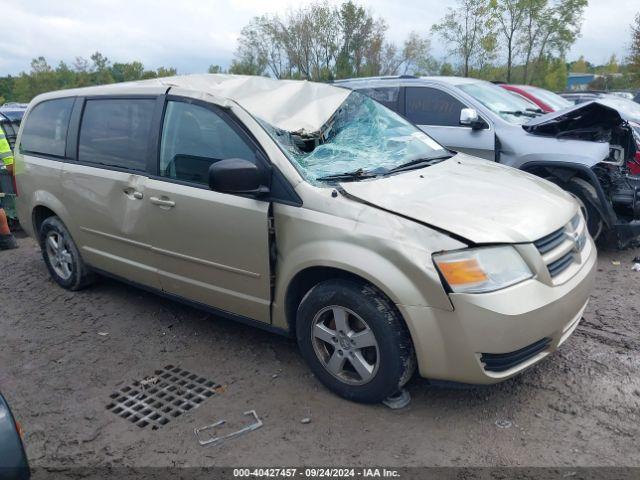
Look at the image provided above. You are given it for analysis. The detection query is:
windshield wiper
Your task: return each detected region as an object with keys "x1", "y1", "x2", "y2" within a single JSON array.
[
  {"x1": 316, "y1": 168, "x2": 378, "y2": 182},
  {"x1": 385, "y1": 155, "x2": 453, "y2": 174},
  {"x1": 500, "y1": 109, "x2": 539, "y2": 118}
]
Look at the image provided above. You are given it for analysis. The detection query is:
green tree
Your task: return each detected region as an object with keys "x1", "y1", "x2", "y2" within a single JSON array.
[
  {"x1": 432, "y1": 0, "x2": 494, "y2": 77},
  {"x1": 90, "y1": 51, "x2": 114, "y2": 85},
  {"x1": 629, "y1": 12, "x2": 640, "y2": 86},
  {"x1": 156, "y1": 66, "x2": 177, "y2": 78},
  {"x1": 571, "y1": 55, "x2": 588, "y2": 73},
  {"x1": 492, "y1": 0, "x2": 527, "y2": 82},
  {"x1": 541, "y1": 56, "x2": 568, "y2": 90},
  {"x1": 208, "y1": 64, "x2": 224, "y2": 74}
]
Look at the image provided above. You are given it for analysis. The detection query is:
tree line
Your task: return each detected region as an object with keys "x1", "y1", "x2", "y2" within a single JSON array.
[
  {"x1": 1, "y1": 1, "x2": 640, "y2": 104},
  {"x1": 0, "y1": 53, "x2": 178, "y2": 104}
]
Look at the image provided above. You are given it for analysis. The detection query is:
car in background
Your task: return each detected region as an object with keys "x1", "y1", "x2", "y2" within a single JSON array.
[
  {"x1": 0, "y1": 103, "x2": 28, "y2": 150},
  {"x1": 499, "y1": 84, "x2": 572, "y2": 113},
  {"x1": 560, "y1": 91, "x2": 610, "y2": 105},
  {"x1": 0, "y1": 393, "x2": 30, "y2": 480},
  {"x1": 593, "y1": 95, "x2": 640, "y2": 176},
  {"x1": 337, "y1": 76, "x2": 640, "y2": 245},
  {"x1": 609, "y1": 91, "x2": 635, "y2": 101}
]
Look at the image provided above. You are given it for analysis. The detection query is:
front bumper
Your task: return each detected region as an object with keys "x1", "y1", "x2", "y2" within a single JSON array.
[{"x1": 398, "y1": 236, "x2": 597, "y2": 384}]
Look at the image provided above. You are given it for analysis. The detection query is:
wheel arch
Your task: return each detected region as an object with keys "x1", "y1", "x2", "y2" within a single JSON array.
[
  {"x1": 282, "y1": 266, "x2": 410, "y2": 339},
  {"x1": 520, "y1": 160, "x2": 617, "y2": 226},
  {"x1": 29, "y1": 190, "x2": 75, "y2": 240}
]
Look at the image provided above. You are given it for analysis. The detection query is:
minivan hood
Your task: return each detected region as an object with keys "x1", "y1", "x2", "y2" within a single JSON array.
[
  {"x1": 340, "y1": 154, "x2": 577, "y2": 244},
  {"x1": 523, "y1": 101, "x2": 625, "y2": 136}
]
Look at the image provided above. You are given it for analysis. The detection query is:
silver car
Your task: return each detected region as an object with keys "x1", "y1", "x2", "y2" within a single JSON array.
[{"x1": 337, "y1": 76, "x2": 640, "y2": 246}]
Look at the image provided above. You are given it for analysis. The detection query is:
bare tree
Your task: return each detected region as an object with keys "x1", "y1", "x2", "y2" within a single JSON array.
[
  {"x1": 630, "y1": 12, "x2": 640, "y2": 85},
  {"x1": 493, "y1": 0, "x2": 527, "y2": 82},
  {"x1": 432, "y1": 0, "x2": 494, "y2": 77}
]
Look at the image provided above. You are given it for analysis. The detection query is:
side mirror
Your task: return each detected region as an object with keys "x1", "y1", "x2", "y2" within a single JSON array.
[
  {"x1": 208, "y1": 158, "x2": 269, "y2": 196},
  {"x1": 460, "y1": 108, "x2": 486, "y2": 130}
]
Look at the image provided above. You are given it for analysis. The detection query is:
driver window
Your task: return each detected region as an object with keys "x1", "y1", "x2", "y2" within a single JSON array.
[{"x1": 159, "y1": 101, "x2": 255, "y2": 184}]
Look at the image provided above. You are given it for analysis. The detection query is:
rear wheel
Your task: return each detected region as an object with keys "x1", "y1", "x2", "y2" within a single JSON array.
[
  {"x1": 39, "y1": 216, "x2": 95, "y2": 290},
  {"x1": 296, "y1": 279, "x2": 415, "y2": 403},
  {"x1": 565, "y1": 177, "x2": 604, "y2": 240}
]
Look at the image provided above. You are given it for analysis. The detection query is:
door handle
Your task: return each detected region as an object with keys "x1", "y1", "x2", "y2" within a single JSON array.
[
  {"x1": 123, "y1": 188, "x2": 143, "y2": 200},
  {"x1": 149, "y1": 196, "x2": 176, "y2": 208}
]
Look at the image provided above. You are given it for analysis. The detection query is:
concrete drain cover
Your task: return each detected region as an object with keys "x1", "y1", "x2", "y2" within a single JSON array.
[{"x1": 106, "y1": 365, "x2": 219, "y2": 429}]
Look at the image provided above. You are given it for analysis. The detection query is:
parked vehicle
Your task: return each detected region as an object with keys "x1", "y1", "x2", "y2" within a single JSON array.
[
  {"x1": 499, "y1": 84, "x2": 572, "y2": 113},
  {"x1": 0, "y1": 393, "x2": 30, "y2": 480},
  {"x1": 14, "y1": 75, "x2": 596, "y2": 403},
  {"x1": 337, "y1": 76, "x2": 640, "y2": 245},
  {"x1": 501, "y1": 86, "x2": 640, "y2": 176},
  {"x1": 560, "y1": 91, "x2": 610, "y2": 105},
  {"x1": 0, "y1": 103, "x2": 28, "y2": 150},
  {"x1": 609, "y1": 91, "x2": 635, "y2": 101}
]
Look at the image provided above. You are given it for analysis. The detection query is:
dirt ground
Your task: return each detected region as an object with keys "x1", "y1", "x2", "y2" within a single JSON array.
[{"x1": 0, "y1": 235, "x2": 639, "y2": 469}]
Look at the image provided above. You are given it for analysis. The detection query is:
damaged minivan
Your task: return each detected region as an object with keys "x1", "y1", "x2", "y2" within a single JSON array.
[
  {"x1": 337, "y1": 76, "x2": 640, "y2": 246},
  {"x1": 14, "y1": 75, "x2": 595, "y2": 403}
]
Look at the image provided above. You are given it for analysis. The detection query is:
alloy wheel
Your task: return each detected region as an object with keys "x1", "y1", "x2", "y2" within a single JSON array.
[
  {"x1": 45, "y1": 231, "x2": 74, "y2": 280},
  {"x1": 310, "y1": 306, "x2": 380, "y2": 386}
]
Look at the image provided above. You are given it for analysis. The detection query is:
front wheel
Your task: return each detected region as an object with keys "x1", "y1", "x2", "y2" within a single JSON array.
[
  {"x1": 296, "y1": 279, "x2": 415, "y2": 403},
  {"x1": 565, "y1": 177, "x2": 604, "y2": 241}
]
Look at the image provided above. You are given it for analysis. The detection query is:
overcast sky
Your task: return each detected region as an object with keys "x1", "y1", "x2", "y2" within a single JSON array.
[{"x1": 0, "y1": 0, "x2": 637, "y2": 76}]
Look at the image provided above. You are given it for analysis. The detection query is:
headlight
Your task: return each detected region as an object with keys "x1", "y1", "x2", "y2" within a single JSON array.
[{"x1": 433, "y1": 246, "x2": 533, "y2": 294}]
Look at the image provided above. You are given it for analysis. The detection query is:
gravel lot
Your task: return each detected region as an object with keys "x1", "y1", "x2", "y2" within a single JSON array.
[{"x1": 1, "y1": 235, "x2": 639, "y2": 470}]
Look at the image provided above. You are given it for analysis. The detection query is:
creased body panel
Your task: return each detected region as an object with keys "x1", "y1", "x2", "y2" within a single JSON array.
[{"x1": 340, "y1": 154, "x2": 578, "y2": 244}]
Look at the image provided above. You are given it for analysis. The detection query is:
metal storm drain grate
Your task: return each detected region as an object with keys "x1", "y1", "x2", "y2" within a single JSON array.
[{"x1": 106, "y1": 365, "x2": 219, "y2": 429}]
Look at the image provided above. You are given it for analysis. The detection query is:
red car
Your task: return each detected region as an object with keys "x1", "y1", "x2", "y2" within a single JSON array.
[{"x1": 499, "y1": 84, "x2": 572, "y2": 113}]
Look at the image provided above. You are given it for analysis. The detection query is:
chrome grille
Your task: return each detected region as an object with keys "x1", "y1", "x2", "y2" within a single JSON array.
[{"x1": 535, "y1": 214, "x2": 588, "y2": 280}]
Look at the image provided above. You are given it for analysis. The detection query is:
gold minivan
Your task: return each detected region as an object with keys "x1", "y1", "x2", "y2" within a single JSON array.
[{"x1": 14, "y1": 75, "x2": 596, "y2": 403}]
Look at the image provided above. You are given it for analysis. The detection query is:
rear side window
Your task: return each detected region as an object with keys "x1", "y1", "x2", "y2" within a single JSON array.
[
  {"x1": 405, "y1": 87, "x2": 466, "y2": 126},
  {"x1": 79, "y1": 98, "x2": 155, "y2": 171},
  {"x1": 20, "y1": 98, "x2": 74, "y2": 157},
  {"x1": 159, "y1": 100, "x2": 255, "y2": 185},
  {"x1": 357, "y1": 87, "x2": 400, "y2": 111}
]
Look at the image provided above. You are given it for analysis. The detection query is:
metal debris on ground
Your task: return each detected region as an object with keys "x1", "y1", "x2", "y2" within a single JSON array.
[
  {"x1": 106, "y1": 365, "x2": 219, "y2": 429},
  {"x1": 97, "y1": 332, "x2": 109, "y2": 336},
  {"x1": 300, "y1": 417, "x2": 311, "y2": 424},
  {"x1": 612, "y1": 261, "x2": 621, "y2": 266},
  {"x1": 495, "y1": 419, "x2": 512, "y2": 429},
  {"x1": 382, "y1": 389, "x2": 411, "y2": 410},
  {"x1": 632, "y1": 263, "x2": 640, "y2": 272},
  {"x1": 194, "y1": 410, "x2": 263, "y2": 447}
]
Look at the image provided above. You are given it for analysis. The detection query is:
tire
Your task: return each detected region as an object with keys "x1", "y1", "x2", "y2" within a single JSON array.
[
  {"x1": 565, "y1": 177, "x2": 604, "y2": 240},
  {"x1": 39, "y1": 216, "x2": 95, "y2": 290},
  {"x1": 296, "y1": 279, "x2": 416, "y2": 403}
]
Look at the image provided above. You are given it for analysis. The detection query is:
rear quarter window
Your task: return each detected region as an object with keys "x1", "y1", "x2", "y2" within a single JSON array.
[
  {"x1": 20, "y1": 98, "x2": 75, "y2": 157},
  {"x1": 356, "y1": 87, "x2": 401, "y2": 111},
  {"x1": 78, "y1": 98, "x2": 155, "y2": 171},
  {"x1": 405, "y1": 87, "x2": 465, "y2": 126}
]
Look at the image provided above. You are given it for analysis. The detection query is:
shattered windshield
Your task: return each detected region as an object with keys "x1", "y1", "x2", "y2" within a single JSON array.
[
  {"x1": 459, "y1": 82, "x2": 542, "y2": 124},
  {"x1": 259, "y1": 91, "x2": 448, "y2": 185}
]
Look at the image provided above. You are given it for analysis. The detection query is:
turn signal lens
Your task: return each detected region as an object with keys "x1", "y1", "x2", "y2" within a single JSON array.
[
  {"x1": 434, "y1": 246, "x2": 533, "y2": 294},
  {"x1": 437, "y1": 259, "x2": 488, "y2": 286}
]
